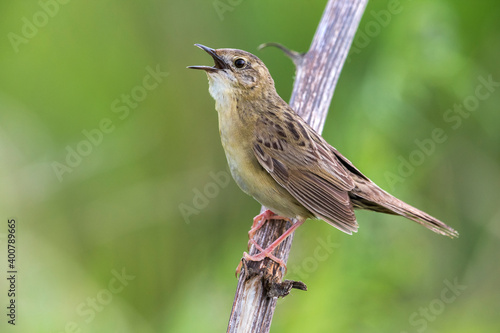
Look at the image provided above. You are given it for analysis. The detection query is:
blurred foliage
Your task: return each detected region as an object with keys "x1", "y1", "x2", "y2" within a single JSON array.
[{"x1": 0, "y1": 0, "x2": 499, "y2": 332}]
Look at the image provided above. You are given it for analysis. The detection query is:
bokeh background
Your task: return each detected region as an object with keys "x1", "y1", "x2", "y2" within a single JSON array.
[{"x1": 1, "y1": 0, "x2": 499, "y2": 332}]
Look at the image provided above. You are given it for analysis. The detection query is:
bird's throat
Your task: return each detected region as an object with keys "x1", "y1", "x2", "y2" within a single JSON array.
[{"x1": 208, "y1": 75, "x2": 235, "y2": 113}]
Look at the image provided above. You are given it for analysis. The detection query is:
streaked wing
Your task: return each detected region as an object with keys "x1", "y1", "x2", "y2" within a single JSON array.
[{"x1": 252, "y1": 113, "x2": 358, "y2": 234}]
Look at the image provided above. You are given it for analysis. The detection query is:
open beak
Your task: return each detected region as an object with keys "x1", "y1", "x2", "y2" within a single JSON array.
[{"x1": 188, "y1": 44, "x2": 227, "y2": 72}]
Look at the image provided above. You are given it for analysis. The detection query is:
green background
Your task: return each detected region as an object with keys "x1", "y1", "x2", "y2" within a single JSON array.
[{"x1": 1, "y1": 0, "x2": 499, "y2": 332}]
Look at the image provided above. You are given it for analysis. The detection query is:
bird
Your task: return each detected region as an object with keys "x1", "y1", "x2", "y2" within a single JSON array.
[{"x1": 188, "y1": 44, "x2": 458, "y2": 269}]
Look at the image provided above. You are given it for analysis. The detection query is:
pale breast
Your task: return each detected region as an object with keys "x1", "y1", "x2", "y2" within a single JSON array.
[
  {"x1": 218, "y1": 113, "x2": 256, "y2": 195},
  {"x1": 210, "y1": 80, "x2": 311, "y2": 219},
  {"x1": 218, "y1": 113, "x2": 311, "y2": 219}
]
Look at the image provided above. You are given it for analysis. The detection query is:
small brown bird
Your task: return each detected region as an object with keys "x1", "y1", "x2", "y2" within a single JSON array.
[{"x1": 189, "y1": 44, "x2": 458, "y2": 267}]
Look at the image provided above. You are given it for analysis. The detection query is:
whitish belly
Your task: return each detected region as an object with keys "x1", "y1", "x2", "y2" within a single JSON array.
[{"x1": 221, "y1": 133, "x2": 310, "y2": 219}]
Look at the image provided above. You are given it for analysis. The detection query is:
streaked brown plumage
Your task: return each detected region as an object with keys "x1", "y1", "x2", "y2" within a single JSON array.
[{"x1": 188, "y1": 44, "x2": 458, "y2": 266}]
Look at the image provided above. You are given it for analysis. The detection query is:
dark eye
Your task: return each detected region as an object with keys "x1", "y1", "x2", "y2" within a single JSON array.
[{"x1": 234, "y1": 58, "x2": 246, "y2": 68}]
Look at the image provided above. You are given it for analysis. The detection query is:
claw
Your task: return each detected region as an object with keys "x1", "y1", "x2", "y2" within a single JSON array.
[
  {"x1": 235, "y1": 249, "x2": 287, "y2": 277},
  {"x1": 244, "y1": 251, "x2": 287, "y2": 273},
  {"x1": 235, "y1": 260, "x2": 244, "y2": 277}
]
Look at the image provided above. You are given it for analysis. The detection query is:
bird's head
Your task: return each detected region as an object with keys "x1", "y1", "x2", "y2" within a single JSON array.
[{"x1": 188, "y1": 44, "x2": 275, "y2": 102}]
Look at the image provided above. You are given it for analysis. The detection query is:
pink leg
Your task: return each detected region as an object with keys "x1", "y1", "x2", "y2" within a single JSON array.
[
  {"x1": 235, "y1": 240, "x2": 286, "y2": 276},
  {"x1": 237, "y1": 218, "x2": 305, "y2": 275},
  {"x1": 246, "y1": 240, "x2": 286, "y2": 268},
  {"x1": 248, "y1": 210, "x2": 291, "y2": 249}
]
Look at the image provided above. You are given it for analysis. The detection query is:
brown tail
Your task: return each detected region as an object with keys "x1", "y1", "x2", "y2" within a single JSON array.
[
  {"x1": 328, "y1": 147, "x2": 458, "y2": 238},
  {"x1": 349, "y1": 177, "x2": 459, "y2": 238}
]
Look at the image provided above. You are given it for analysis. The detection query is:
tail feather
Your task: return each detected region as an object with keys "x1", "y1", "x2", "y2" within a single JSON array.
[
  {"x1": 349, "y1": 177, "x2": 459, "y2": 238},
  {"x1": 328, "y1": 147, "x2": 458, "y2": 238},
  {"x1": 383, "y1": 197, "x2": 458, "y2": 238}
]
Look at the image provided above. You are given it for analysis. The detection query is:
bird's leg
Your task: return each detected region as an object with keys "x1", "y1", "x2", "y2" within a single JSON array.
[
  {"x1": 237, "y1": 218, "x2": 305, "y2": 276},
  {"x1": 248, "y1": 210, "x2": 291, "y2": 250},
  {"x1": 245, "y1": 218, "x2": 304, "y2": 268},
  {"x1": 245, "y1": 241, "x2": 286, "y2": 268}
]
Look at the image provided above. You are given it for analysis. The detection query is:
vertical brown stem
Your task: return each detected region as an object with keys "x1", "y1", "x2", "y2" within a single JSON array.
[{"x1": 227, "y1": 1, "x2": 368, "y2": 332}]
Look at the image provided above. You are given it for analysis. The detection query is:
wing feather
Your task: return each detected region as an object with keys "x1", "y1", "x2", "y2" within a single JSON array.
[{"x1": 252, "y1": 115, "x2": 358, "y2": 234}]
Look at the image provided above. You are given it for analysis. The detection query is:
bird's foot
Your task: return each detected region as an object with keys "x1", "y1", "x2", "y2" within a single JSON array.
[
  {"x1": 236, "y1": 218, "x2": 305, "y2": 276},
  {"x1": 236, "y1": 215, "x2": 304, "y2": 276},
  {"x1": 248, "y1": 210, "x2": 291, "y2": 250},
  {"x1": 235, "y1": 242, "x2": 287, "y2": 277},
  {"x1": 248, "y1": 238, "x2": 287, "y2": 269}
]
